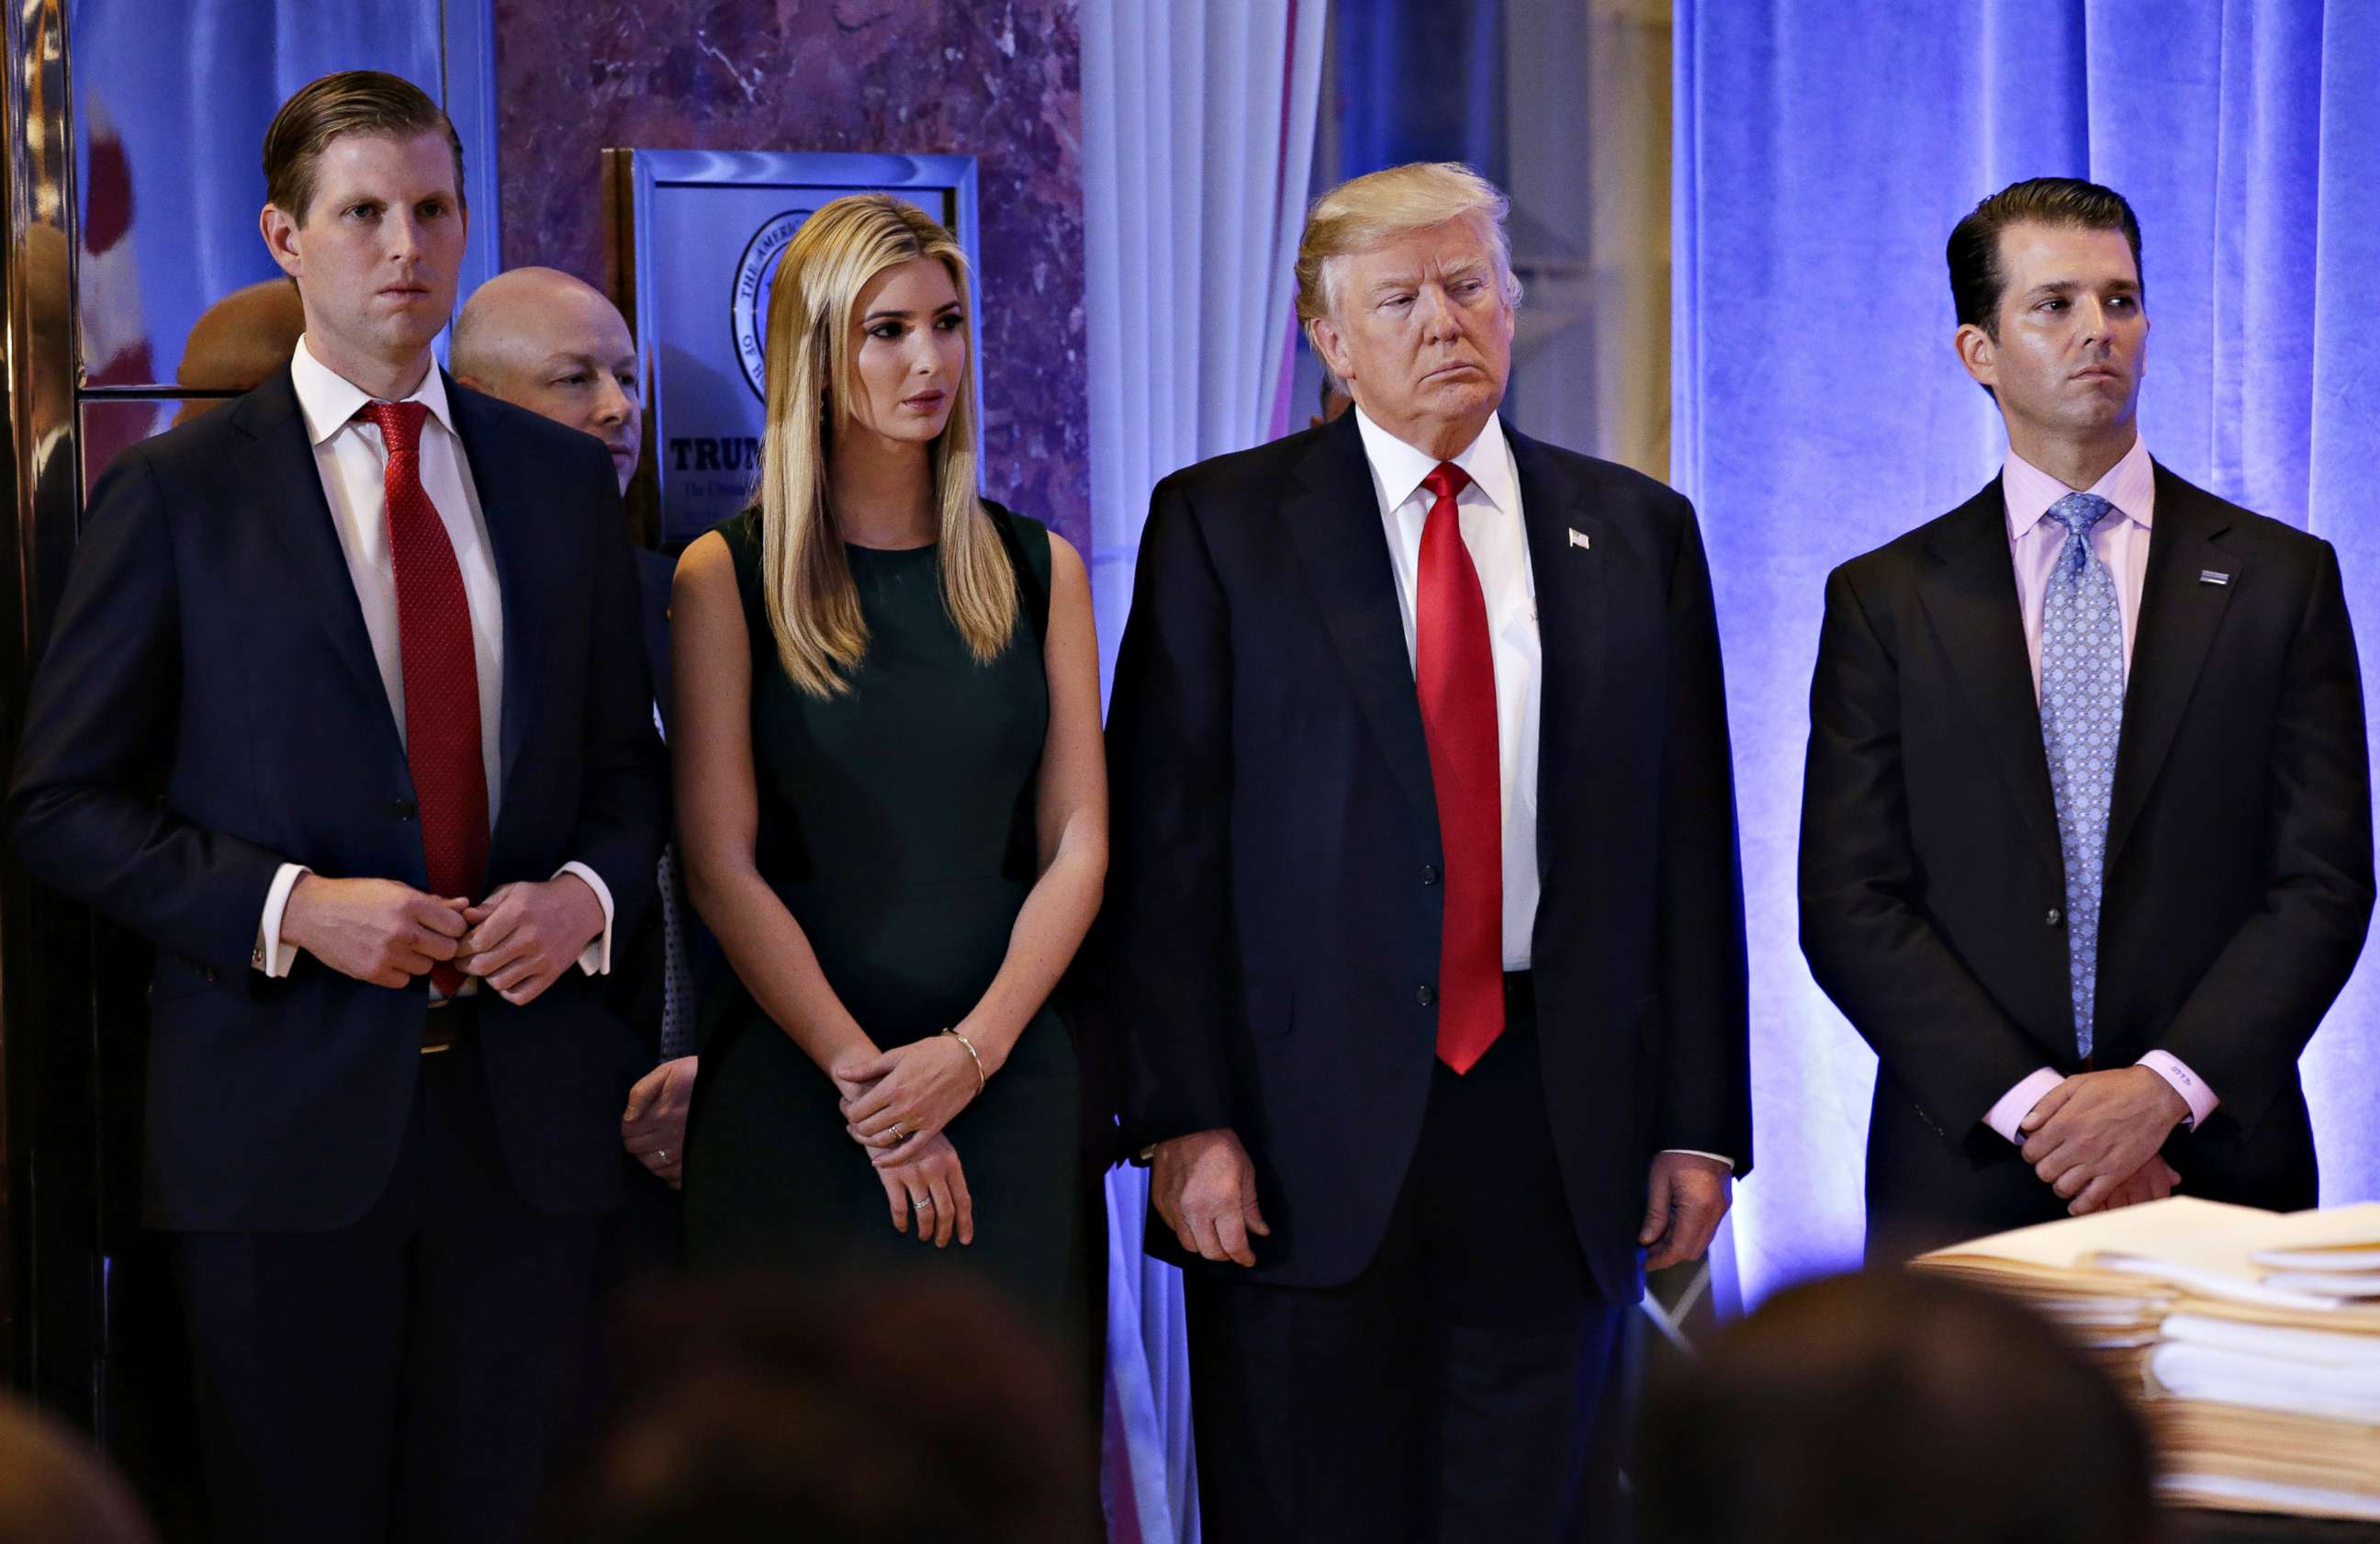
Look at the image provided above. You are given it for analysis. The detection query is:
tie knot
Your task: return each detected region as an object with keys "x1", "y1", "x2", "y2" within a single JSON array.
[
  {"x1": 1422, "y1": 462, "x2": 1470, "y2": 507},
  {"x1": 360, "y1": 400, "x2": 430, "y2": 456},
  {"x1": 2047, "y1": 490, "x2": 2116, "y2": 539}
]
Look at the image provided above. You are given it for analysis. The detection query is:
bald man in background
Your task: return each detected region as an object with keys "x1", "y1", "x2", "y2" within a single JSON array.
[{"x1": 455, "y1": 268, "x2": 695, "y2": 1266}]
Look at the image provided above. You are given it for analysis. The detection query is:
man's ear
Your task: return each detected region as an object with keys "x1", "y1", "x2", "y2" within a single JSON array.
[
  {"x1": 259, "y1": 203, "x2": 304, "y2": 280},
  {"x1": 1308, "y1": 317, "x2": 1353, "y2": 388},
  {"x1": 1953, "y1": 321, "x2": 1997, "y2": 390}
]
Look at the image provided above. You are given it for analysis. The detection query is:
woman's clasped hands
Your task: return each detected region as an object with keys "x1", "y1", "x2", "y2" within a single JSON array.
[{"x1": 834, "y1": 1033, "x2": 992, "y2": 1249}]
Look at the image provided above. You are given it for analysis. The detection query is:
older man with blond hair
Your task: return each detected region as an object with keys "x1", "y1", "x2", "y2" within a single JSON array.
[{"x1": 1102, "y1": 161, "x2": 1751, "y2": 1539}]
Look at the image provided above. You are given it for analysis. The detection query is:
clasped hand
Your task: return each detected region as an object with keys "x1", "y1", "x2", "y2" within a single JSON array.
[
  {"x1": 834, "y1": 1036, "x2": 985, "y2": 1166},
  {"x1": 283, "y1": 872, "x2": 602, "y2": 1006},
  {"x1": 2019, "y1": 1066, "x2": 2189, "y2": 1215},
  {"x1": 834, "y1": 1045, "x2": 980, "y2": 1249}
]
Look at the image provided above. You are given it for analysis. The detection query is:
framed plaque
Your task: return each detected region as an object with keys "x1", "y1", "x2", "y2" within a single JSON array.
[{"x1": 607, "y1": 149, "x2": 982, "y2": 546}]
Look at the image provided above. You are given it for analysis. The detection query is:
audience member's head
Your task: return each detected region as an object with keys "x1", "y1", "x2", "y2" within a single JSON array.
[
  {"x1": 453, "y1": 266, "x2": 642, "y2": 494},
  {"x1": 172, "y1": 277, "x2": 307, "y2": 424},
  {"x1": 538, "y1": 1272, "x2": 1095, "y2": 1544},
  {"x1": 0, "y1": 1396, "x2": 159, "y2": 1544},
  {"x1": 1638, "y1": 1270, "x2": 2160, "y2": 1544}
]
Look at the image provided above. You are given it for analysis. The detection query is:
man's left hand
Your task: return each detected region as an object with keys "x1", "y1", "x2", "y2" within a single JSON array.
[
  {"x1": 622, "y1": 1055, "x2": 697, "y2": 1188},
  {"x1": 1641, "y1": 1152, "x2": 1733, "y2": 1272},
  {"x1": 2019, "y1": 1066, "x2": 2189, "y2": 1214},
  {"x1": 454, "y1": 873, "x2": 604, "y2": 1006}
]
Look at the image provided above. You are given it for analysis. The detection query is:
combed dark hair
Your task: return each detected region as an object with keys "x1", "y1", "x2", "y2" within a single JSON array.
[
  {"x1": 262, "y1": 70, "x2": 463, "y2": 224},
  {"x1": 1639, "y1": 1271, "x2": 2160, "y2": 1544},
  {"x1": 1947, "y1": 176, "x2": 2142, "y2": 337}
]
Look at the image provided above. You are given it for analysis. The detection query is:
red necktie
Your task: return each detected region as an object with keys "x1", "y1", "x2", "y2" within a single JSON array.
[
  {"x1": 1415, "y1": 462, "x2": 1505, "y2": 1073},
  {"x1": 363, "y1": 400, "x2": 488, "y2": 995}
]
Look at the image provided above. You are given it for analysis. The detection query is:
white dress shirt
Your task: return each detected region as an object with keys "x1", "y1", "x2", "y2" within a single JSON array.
[
  {"x1": 1352, "y1": 408, "x2": 1729, "y2": 1171},
  {"x1": 1354, "y1": 406, "x2": 1541, "y2": 970},
  {"x1": 253, "y1": 336, "x2": 613, "y2": 982},
  {"x1": 1981, "y1": 434, "x2": 2217, "y2": 1141}
]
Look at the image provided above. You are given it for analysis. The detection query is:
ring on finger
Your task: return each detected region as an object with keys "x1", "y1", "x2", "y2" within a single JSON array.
[{"x1": 914, "y1": 1195, "x2": 935, "y2": 1210}]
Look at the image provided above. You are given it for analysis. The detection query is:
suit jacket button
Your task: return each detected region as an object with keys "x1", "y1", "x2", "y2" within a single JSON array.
[
  {"x1": 2046, "y1": 907, "x2": 2063, "y2": 927},
  {"x1": 1420, "y1": 864, "x2": 1441, "y2": 885},
  {"x1": 1417, "y1": 985, "x2": 1436, "y2": 1007},
  {"x1": 392, "y1": 798, "x2": 419, "y2": 820}
]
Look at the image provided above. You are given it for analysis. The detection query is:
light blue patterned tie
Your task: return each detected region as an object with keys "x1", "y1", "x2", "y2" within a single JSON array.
[{"x1": 2038, "y1": 491, "x2": 2123, "y2": 1058}]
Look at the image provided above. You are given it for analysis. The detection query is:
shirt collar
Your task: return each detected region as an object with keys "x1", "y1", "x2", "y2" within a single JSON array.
[
  {"x1": 289, "y1": 334, "x2": 457, "y2": 449},
  {"x1": 2004, "y1": 432, "x2": 2156, "y2": 539},
  {"x1": 1352, "y1": 404, "x2": 1519, "y2": 518}
]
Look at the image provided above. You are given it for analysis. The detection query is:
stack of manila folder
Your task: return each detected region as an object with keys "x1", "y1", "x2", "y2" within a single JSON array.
[{"x1": 1914, "y1": 1196, "x2": 2380, "y2": 1522}]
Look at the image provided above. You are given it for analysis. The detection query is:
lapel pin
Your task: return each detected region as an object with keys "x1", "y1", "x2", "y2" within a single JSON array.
[
  {"x1": 2198, "y1": 569, "x2": 2231, "y2": 586},
  {"x1": 1567, "y1": 527, "x2": 1591, "y2": 551}
]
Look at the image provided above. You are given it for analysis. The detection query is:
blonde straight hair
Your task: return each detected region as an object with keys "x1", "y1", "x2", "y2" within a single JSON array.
[{"x1": 756, "y1": 194, "x2": 1016, "y2": 698}]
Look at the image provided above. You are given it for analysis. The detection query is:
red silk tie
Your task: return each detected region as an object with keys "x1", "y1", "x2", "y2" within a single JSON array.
[
  {"x1": 1415, "y1": 462, "x2": 1504, "y2": 1073},
  {"x1": 363, "y1": 400, "x2": 488, "y2": 996}
]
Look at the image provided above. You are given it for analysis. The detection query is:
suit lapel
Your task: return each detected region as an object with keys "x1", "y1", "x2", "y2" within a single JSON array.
[
  {"x1": 1507, "y1": 424, "x2": 1604, "y2": 878},
  {"x1": 2105, "y1": 465, "x2": 2238, "y2": 865},
  {"x1": 446, "y1": 376, "x2": 542, "y2": 825},
  {"x1": 1915, "y1": 479, "x2": 2065, "y2": 880},
  {"x1": 1282, "y1": 412, "x2": 1439, "y2": 821},
  {"x1": 233, "y1": 370, "x2": 406, "y2": 765}
]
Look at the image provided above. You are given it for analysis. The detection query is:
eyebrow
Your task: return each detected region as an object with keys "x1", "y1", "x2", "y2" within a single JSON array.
[
  {"x1": 861, "y1": 300, "x2": 965, "y2": 322},
  {"x1": 2022, "y1": 276, "x2": 2141, "y2": 299}
]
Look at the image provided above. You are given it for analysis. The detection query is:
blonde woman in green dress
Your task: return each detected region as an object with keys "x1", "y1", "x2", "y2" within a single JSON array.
[{"x1": 671, "y1": 195, "x2": 1105, "y2": 1344}]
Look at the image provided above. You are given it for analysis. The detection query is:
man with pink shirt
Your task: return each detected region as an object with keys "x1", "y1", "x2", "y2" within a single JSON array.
[{"x1": 1799, "y1": 177, "x2": 2372, "y2": 1260}]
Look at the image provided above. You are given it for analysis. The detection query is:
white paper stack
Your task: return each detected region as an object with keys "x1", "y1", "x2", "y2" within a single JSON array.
[{"x1": 1915, "y1": 1197, "x2": 2380, "y2": 1521}]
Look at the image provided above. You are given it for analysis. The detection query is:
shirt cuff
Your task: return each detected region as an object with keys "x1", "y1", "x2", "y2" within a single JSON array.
[
  {"x1": 1984, "y1": 1066, "x2": 2065, "y2": 1144},
  {"x1": 556, "y1": 862, "x2": 614, "y2": 975},
  {"x1": 1659, "y1": 1149, "x2": 1734, "y2": 1168},
  {"x1": 254, "y1": 863, "x2": 311, "y2": 976},
  {"x1": 2138, "y1": 1051, "x2": 2218, "y2": 1130}
]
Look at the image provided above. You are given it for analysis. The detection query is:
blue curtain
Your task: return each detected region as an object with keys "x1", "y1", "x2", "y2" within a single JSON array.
[
  {"x1": 1333, "y1": 0, "x2": 1504, "y2": 184},
  {"x1": 1673, "y1": 0, "x2": 2380, "y2": 1303}
]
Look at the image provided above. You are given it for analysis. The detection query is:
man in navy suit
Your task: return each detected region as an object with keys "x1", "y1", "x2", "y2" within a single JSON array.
[
  {"x1": 454, "y1": 265, "x2": 695, "y2": 1260},
  {"x1": 1799, "y1": 178, "x2": 2373, "y2": 1260},
  {"x1": 6, "y1": 72, "x2": 666, "y2": 1543},
  {"x1": 1103, "y1": 162, "x2": 1752, "y2": 1541}
]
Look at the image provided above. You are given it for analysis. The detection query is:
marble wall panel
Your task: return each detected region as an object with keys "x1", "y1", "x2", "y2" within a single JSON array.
[{"x1": 495, "y1": 0, "x2": 1089, "y2": 550}]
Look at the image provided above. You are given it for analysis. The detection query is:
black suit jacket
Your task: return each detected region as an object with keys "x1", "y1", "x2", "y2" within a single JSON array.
[
  {"x1": 6, "y1": 366, "x2": 669, "y2": 1233},
  {"x1": 1799, "y1": 465, "x2": 2373, "y2": 1257},
  {"x1": 1102, "y1": 411, "x2": 1752, "y2": 1302}
]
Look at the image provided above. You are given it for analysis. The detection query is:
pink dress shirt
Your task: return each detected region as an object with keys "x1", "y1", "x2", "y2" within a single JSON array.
[{"x1": 1981, "y1": 435, "x2": 2220, "y2": 1143}]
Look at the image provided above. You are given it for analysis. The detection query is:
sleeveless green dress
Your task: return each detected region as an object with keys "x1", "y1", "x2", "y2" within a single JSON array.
[{"x1": 682, "y1": 505, "x2": 1084, "y2": 1334}]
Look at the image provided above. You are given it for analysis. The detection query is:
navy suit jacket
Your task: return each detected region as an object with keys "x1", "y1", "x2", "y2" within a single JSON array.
[
  {"x1": 1800, "y1": 468, "x2": 2373, "y2": 1257},
  {"x1": 6, "y1": 365, "x2": 669, "y2": 1233},
  {"x1": 1101, "y1": 411, "x2": 1753, "y2": 1302}
]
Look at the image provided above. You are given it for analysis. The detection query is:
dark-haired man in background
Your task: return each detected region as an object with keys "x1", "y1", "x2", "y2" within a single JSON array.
[
  {"x1": 6, "y1": 71, "x2": 665, "y2": 1542},
  {"x1": 1800, "y1": 177, "x2": 2372, "y2": 1260}
]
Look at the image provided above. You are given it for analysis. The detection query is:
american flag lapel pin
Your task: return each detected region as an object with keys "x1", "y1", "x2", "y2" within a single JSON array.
[
  {"x1": 1568, "y1": 527, "x2": 1591, "y2": 551},
  {"x1": 2198, "y1": 569, "x2": 2231, "y2": 586}
]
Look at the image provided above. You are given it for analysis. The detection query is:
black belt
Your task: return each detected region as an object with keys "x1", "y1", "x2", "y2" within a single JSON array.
[{"x1": 422, "y1": 994, "x2": 480, "y2": 1054}]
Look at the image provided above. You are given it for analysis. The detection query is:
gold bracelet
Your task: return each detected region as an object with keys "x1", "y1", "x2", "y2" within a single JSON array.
[{"x1": 942, "y1": 1028, "x2": 987, "y2": 1095}]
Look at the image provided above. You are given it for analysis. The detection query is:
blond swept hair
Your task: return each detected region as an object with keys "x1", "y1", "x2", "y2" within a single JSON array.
[
  {"x1": 1293, "y1": 162, "x2": 1521, "y2": 353},
  {"x1": 754, "y1": 194, "x2": 1015, "y2": 698}
]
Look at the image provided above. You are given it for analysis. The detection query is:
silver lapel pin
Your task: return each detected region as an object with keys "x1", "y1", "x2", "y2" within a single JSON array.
[{"x1": 1568, "y1": 527, "x2": 1590, "y2": 551}]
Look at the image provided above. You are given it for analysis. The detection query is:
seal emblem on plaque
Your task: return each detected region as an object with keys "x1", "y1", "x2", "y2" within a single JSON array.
[{"x1": 731, "y1": 208, "x2": 813, "y2": 400}]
